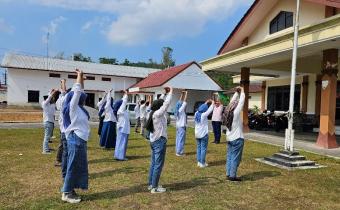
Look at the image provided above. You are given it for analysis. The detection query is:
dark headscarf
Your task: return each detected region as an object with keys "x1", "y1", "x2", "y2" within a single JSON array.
[
  {"x1": 62, "y1": 91, "x2": 90, "y2": 129},
  {"x1": 112, "y1": 99, "x2": 123, "y2": 119},
  {"x1": 145, "y1": 99, "x2": 164, "y2": 133},
  {"x1": 98, "y1": 97, "x2": 114, "y2": 117},
  {"x1": 194, "y1": 103, "x2": 209, "y2": 123},
  {"x1": 223, "y1": 97, "x2": 239, "y2": 131}
]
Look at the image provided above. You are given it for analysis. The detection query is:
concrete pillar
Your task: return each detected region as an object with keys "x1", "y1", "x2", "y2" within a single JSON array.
[
  {"x1": 301, "y1": 75, "x2": 309, "y2": 113},
  {"x1": 241, "y1": 67, "x2": 250, "y2": 132},
  {"x1": 316, "y1": 49, "x2": 339, "y2": 149},
  {"x1": 261, "y1": 81, "x2": 266, "y2": 111},
  {"x1": 314, "y1": 74, "x2": 322, "y2": 121}
]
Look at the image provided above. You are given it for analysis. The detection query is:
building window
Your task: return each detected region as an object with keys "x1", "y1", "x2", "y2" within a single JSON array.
[
  {"x1": 86, "y1": 76, "x2": 95, "y2": 80},
  {"x1": 68, "y1": 74, "x2": 77, "y2": 79},
  {"x1": 28, "y1": 90, "x2": 39, "y2": 103},
  {"x1": 49, "y1": 73, "x2": 60, "y2": 78},
  {"x1": 102, "y1": 77, "x2": 111, "y2": 82},
  {"x1": 267, "y1": 85, "x2": 300, "y2": 111},
  {"x1": 270, "y1": 11, "x2": 293, "y2": 34}
]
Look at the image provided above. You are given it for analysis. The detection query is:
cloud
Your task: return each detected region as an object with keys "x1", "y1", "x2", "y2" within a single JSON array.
[
  {"x1": 0, "y1": 18, "x2": 14, "y2": 34},
  {"x1": 30, "y1": 0, "x2": 253, "y2": 45},
  {"x1": 81, "y1": 16, "x2": 110, "y2": 32},
  {"x1": 41, "y1": 16, "x2": 67, "y2": 43}
]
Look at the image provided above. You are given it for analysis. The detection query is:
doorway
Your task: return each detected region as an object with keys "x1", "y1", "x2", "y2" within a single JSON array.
[{"x1": 85, "y1": 93, "x2": 95, "y2": 108}]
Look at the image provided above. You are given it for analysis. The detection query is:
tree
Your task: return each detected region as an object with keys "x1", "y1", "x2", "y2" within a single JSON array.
[
  {"x1": 161, "y1": 47, "x2": 175, "y2": 69},
  {"x1": 99, "y1": 57, "x2": 118, "y2": 65},
  {"x1": 73, "y1": 53, "x2": 92, "y2": 62},
  {"x1": 206, "y1": 71, "x2": 234, "y2": 90}
]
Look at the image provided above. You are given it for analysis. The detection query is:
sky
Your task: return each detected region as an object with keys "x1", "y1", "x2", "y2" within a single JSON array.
[{"x1": 0, "y1": 0, "x2": 253, "y2": 82}]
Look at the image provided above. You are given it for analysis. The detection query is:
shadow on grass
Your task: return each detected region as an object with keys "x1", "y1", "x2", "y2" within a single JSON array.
[
  {"x1": 241, "y1": 171, "x2": 281, "y2": 181},
  {"x1": 209, "y1": 160, "x2": 226, "y2": 167},
  {"x1": 89, "y1": 167, "x2": 144, "y2": 179},
  {"x1": 89, "y1": 155, "x2": 149, "y2": 164},
  {"x1": 126, "y1": 155, "x2": 150, "y2": 160},
  {"x1": 85, "y1": 176, "x2": 223, "y2": 201}
]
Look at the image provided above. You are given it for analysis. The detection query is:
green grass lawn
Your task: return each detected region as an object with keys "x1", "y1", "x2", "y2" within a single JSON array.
[{"x1": 1, "y1": 127, "x2": 340, "y2": 210}]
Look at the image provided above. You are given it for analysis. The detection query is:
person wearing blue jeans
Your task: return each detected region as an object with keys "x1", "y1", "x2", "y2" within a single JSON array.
[
  {"x1": 43, "y1": 121, "x2": 54, "y2": 153},
  {"x1": 148, "y1": 137, "x2": 167, "y2": 189},
  {"x1": 226, "y1": 138, "x2": 244, "y2": 178},
  {"x1": 146, "y1": 87, "x2": 172, "y2": 194},
  {"x1": 224, "y1": 87, "x2": 245, "y2": 181},
  {"x1": 196, "y1": 134, "x2": 208, "y2": 165},
  {"x1": 194, "y1": 99, "x2": 214, "y2": 168}
]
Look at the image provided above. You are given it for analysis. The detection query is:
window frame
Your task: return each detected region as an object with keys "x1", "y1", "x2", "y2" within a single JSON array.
[
  {"x1": 27, "y1": 90, "x2": 40, "y2": 103},
  {"x1": 269, "y1": 11, "x2": 294, "y2": 34},
  {"x1": 49, "y1": 73, "x2": 61, "y2": 78}
]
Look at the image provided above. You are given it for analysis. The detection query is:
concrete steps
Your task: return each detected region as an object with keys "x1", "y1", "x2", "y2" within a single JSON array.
[{"x1": 263, "y1": 150, "x2": 316, "y2": 168}]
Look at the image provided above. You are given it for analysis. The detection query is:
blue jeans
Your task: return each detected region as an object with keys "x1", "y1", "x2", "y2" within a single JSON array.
[
  {"x1": 196, "y1": 134, "x2": 208, "y2": 164},
  {"x1": 176, "y1": 127, "x2": 186, "y2": 155},
  {"x1": 226, "y1": 138, "x2": 244, "y2": 178},
  {"x1": 42, "y1": 121, "x2": 54, "y2": 152},
  {"x1": 212, "y1": 121, "x2": 222, "y2": 143},
  {"x1": 148, "y1": 137, "x2": 167, "y2": 188}
]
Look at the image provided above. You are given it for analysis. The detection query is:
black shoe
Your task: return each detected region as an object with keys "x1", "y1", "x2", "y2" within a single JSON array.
[{"x1": 228, "y1": 177, "x2": 242, "y2": 182}]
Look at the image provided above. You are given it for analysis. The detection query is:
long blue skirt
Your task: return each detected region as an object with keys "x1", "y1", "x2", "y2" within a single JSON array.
[
  {"x1": 176, "y1": 127, "x2": 186, "y2": 155},
  {"x1": 100, "y1": 121, "x2": 116, "y2": 149},
  {"x1": 114, "y1": 127, "x2": 129, "y2": 160},
  {"x1": 62, "y1": 132, "x2": 88, "y2": 193}
]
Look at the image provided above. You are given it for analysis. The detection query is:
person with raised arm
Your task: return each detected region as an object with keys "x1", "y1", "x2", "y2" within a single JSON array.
[
  {"x1": 61, "y1": 69, "x2": 90, "y2": 204},
  {"x1": 145, "y1": 87, "x2": 172, "y2": 194},
  {"x1": 114, "y1": 90, "x2": 130, "y2": 161},
  {"x1": 99, "y1": 89, "x2": 117, "y2": 149},
  {"x1": 211, "y1": 93, "x2": 224, "y2": 144},
  {"x1": 41, "y1": 88, "x2": 59, "y2": 154},
  {"x1": 194, "y1": 99, "x2": 215, "y2": 168},
  {"x1": 55, "y1": 79, "x2": 68, "y2": 167},
  {"x1": 134, "y1": 96, "x2": 141, "y2": 133},
  {"x1": 139, "y1": 99, "x2": 147, "y2": 136},
  {"x1": 145, "y1": 95, "x2": 152, "y2": 140},
  {"x1": 224, "y1": 86, "x2": 245, "y2": 182},
  {"x1": 97, "y1": 92, "x2": 107, "y2": 138},
  {"x1": 175, "y1": 90, "x2": 188, "y2": 156}
]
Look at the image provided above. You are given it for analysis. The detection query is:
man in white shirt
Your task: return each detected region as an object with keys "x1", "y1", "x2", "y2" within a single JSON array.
[
  {"x1": 211, "y1": 97, "x2": 224, "y2": 144},
  {"x1": 225, "y1": 87, "x2": 245, "y2": 182},
  {"x1": 41, "y1": 89, "x2": 58, "y2": 154}
]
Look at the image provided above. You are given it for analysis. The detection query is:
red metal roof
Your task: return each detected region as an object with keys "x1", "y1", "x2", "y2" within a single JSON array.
[
  {"x1": 218, "y1": 0, "x2": 340, "y2": 55},
  {"x1": 131, "y1": 61, "x2": 199, "y2": 89}
]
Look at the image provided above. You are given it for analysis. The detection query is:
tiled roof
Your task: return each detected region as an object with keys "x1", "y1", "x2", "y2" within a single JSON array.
[
  {"x1": 1, "y1": 53, "x2": 160, "y2": 78},
  {"x1": 131, "y1": 61, "x2": 198, "y2": 88}
]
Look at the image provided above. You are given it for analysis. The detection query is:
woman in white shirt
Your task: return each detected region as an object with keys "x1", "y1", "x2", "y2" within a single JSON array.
[
  {"x1": 114, "y1": 91, "x2": 130, "y2": 161},
  {"x1": 145, "y1": 87, "x2": 172, "y2": 194},
  {"x1": 194, "y1": 99, "x2": 214, "y2": 168},
  {"x1": 41, "y1": 88, "x2": 59, "y2": 154},
  {"x1": 175, "y1": 90, "x2": 187, "y2": 156},
  {"x1": 61, "y1": 69, "x2": 90, "y2": 204},
  {"x1": 145, "y1": 95, "x2": 152, "y2": 140},
  {"x1": 225, "y1": 87, "x2": 245, "y2": 182},
  {"x1": 99, "y1": 89, "x2": 117, "y2": 149}
]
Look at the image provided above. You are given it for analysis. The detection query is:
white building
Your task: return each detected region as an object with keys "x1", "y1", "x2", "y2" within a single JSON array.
[
  {"x1": 129, "y1": 61, "x2": 221, "y2": 114},
  {"x1": 1, "y1": 53, "x2": 159, "y2": 107}
]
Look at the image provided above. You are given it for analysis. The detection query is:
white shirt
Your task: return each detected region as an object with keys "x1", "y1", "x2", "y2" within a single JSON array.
[
  {"x1": 176, "y1": 101, "x2": 187, "y2": 128},
  {"x1": 41, "y1": 94, "x2": 56, "y2": 123},
  {"x1": 194, "y1": 104, "x2": 214, "y2": 139},
  {"x1": 134, "y1": 103, "x2": 140, "y2": 119},
  {"x1": 103, "y1": 93, "x2": 117, "y2": 123},
  {"x1": 226, "y1": 92, "x2": 245, "y2": 142},
  {"x1": 97, "y1": 95, "x2": 106, "y2": 117},
  {"x1": 212, "y1": 105, "x2": 223, "y2": 122},
  {"x1": 150, "y1": 93, "x2": 172, "y2": 143},
  {"x1": 56, "y1": 92, "x2": 66, "y2": 133},
  {"x1": 140, "y1": 104, "x2": 147, "y2": 119},
  {"x1": 146, "y1": 104, "x2": 152, "y2": 120},
  {"x1": 117, "y1": 94, "x2": 130, "y2": 134},
  {"x1": 65, "y1": 83, "x2": 90, "y2": 141}
]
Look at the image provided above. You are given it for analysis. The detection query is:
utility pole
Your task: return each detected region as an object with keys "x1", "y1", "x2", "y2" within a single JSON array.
[{"x1": 285, "y1": 0, "x2": 301, "y2": 151}]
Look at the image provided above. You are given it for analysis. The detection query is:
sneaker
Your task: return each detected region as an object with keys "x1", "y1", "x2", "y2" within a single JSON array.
[
  {"x1": 176, "y1": 153, "x2": 185, "y2": 157},
  {"x1": 151, "y1": 186, "x2": 166, "y2": 194},
  {"x1": 197, "y1": 162, "x2": 201, "y2": 167},
  {"x1": 51, "y1": 136, "x2": 56, "y2": 139},
  {"x1": 48, "y1": 140, "x2": 53, "y2": 143},
  {"x1": 199, "y1": 163, "x2": 208, "y2": 168},
  {"x1": 64, "y1": 192, "x2": 81, "y2": 204},
  {"x1": 228, "y1": 177, "x2": 242, "y2": 182},
  {"x1": 147, "y1": 185, "x2": 153, "y2": 191},
  {"x1": 42, "y1": 150, "x2": 51, "y2": 155},
  {"x1": 54, "y1": 161, "x2": 62, "y2": 166}
]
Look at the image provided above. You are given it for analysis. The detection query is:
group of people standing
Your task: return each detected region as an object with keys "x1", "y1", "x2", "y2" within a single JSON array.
[{"x1": 40, "y1": 68, "x2": 246, "y2": 203}]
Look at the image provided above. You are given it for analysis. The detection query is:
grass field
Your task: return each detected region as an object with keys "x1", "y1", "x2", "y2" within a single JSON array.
[{"x1": 1, "y1": 127, "x2": 340, "y2": 210}]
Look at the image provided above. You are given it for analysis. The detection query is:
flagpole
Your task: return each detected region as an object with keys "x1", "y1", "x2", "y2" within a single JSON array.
[{"x1": 285, "y1": 0, "x2": 300, "y2": 151}]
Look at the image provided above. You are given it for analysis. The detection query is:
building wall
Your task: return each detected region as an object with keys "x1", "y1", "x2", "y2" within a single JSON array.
[
  {"x1": 264, "y1": 74, "x2": 317, "y2": 114},
  {"x1": 249, "y1": 92, "x2": 262, "y2": 109},
  {"x1": 7, "y1": 68, "x2": 138, "y2": 106},
  {"x1": 249, "y1": 0, "x2": 325, "y2": 45},
  {"x1": 0, "y1": 90, "x2": 6, "y2": 102}
]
